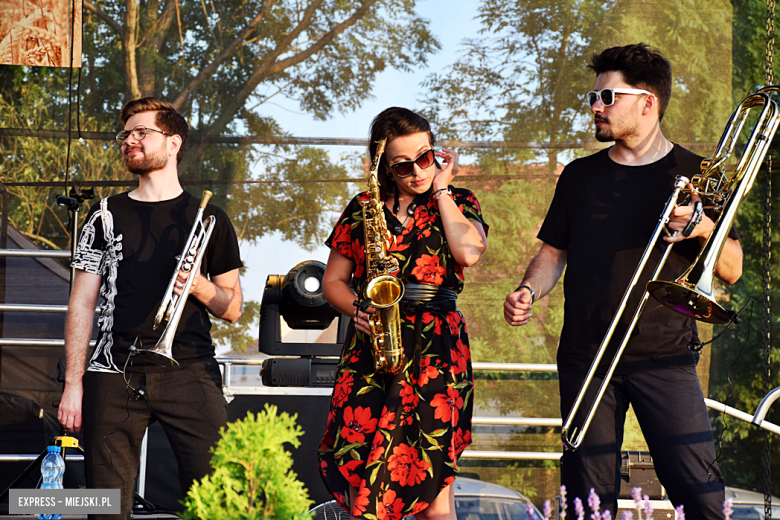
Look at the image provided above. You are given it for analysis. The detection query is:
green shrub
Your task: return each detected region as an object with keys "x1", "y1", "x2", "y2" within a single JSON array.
[{"x1": 180, "y1": 404, "x2": 313, "y2": 520}]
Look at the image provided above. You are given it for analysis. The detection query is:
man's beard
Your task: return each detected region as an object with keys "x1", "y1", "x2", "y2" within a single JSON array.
[
  {"x1": 594, "y1": 116, "x2": 639, "y2": 143},
  {"x1": 124, "y1": 146, "x2": 168, "y2": 174},
  {"x1": 594, "y1": 117, "x2": 614, "y2": 142}
]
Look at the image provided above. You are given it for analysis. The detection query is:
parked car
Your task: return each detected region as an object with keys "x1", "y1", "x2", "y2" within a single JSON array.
[
  {"x1": 309, "y1": 477, "x2": 543, "y2": 520},
  {"x1": 727, "y1": 487, "x2": 780, "y2": 520}
]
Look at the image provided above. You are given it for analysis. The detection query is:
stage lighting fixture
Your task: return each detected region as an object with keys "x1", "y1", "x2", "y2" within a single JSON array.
[{"x1": 259, "y1": 260, "x2": 348, "y2": 387}]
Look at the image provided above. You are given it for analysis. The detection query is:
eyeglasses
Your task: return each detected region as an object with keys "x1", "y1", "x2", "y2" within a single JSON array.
[
  {"x1": 116, "y1": 125, "x2": 171, "y2": 145},
  {"x1": 389, "y1": 149, "x2": 437, "y2": 178},
  {"x1": 586, "y1": 88, "x2": 652, "y2": 108}
]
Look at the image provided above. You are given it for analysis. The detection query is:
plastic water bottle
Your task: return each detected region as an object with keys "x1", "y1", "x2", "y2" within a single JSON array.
[{"x1": 38, "y1": 445, "x2": 64, "y2": 520}]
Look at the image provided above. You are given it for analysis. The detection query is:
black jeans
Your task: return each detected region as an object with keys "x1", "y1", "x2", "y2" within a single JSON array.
[
  {"x1": 559, "y1": 366, "x2": 724, "y2": 520},
  {"x1": 82, "y1": 359, "x2": 227, "y2": 520}
]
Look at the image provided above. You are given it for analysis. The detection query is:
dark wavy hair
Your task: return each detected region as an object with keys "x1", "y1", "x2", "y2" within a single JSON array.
[
  {"x1": 119, "y1": 97, "x2": 189, "y2": 163},
  {"x1": 369, "y1": 107, "x2": 436, "y2": 201},
  {"x1": 589, "y1": 43, "x2": 672, "y2": 121}
]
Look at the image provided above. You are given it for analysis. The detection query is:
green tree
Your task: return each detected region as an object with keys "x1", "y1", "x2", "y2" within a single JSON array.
[{"x1": 705, "y1": 0, "x2": 780, "y2": 495}]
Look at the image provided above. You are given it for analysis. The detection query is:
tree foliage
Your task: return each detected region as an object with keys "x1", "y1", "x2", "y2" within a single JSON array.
[{"x1": 180, "y1": 404, "x2": 312, "y2": 520}]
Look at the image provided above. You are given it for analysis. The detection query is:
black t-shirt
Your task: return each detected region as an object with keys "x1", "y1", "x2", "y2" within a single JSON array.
[
  {"x1": 72, "y1": 191, "x2": 243, "y2": 373},
  {"x1": 538, "y1": 144, "x2": 738, "y2": 374}
]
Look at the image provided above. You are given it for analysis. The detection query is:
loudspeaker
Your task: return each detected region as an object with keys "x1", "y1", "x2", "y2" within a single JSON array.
[{"x1": 142, "y1": 393, "x2": 333, "y2": 512}]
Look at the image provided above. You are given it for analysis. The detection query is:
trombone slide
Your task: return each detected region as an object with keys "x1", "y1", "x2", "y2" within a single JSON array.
[{"x1": 561, "y1": 176, "x2": 689, "y2": 451}]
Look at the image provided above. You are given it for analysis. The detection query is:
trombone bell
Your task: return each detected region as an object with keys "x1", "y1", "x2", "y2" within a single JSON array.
[{"x1": 646, "y1": 281, "x2": 731, "y2": 324}]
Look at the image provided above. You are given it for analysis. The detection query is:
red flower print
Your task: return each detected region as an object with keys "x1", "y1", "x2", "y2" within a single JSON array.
[
  {"x1": 378, "y1": 406, "x2": 397, "y2": 431},
  {"x1": 368, "y1": 444, "x2": 385, "y2": 464},
  {"x1": 352, "y1": 239, "x2": 365, "y2": 279},
  {"x1": 444, "y1": 475, "x2": 455, "y2": 486},
  {"x1": 413, "y1": 206, "x2": 434, "y2": 238},
  {"x1": 421, "y1": 312, "x2": 442, "y2": 335},
  {"x1": 457, "y1": 338, "x2": 471, "y2": 362},
  {"x1": 319, "y1": 429, "x2": 334, "y2": 452},
  {"x1": 352, "y1": 481, "x2": 371, "y2": 516},
  {"x1": 432, "y1": 387, "x2": 464, "y2": 426},
  {"x1": 318, "y1": 458, "x2": 328, "y2": 476},
  {"x1": 450, "y1": 346, "x2": 467, "y2": 376},
  {"x1": 333, "y1": 371, "x2": 354, "y2": 408},
  {"x1": 446, "y1": 312, "x2": 461, "y2": 334},
  {"x1": 333, "y1": 491, "x2": 346, "y2": 507},
  {"x1": 331, "y1": 223, "x2": 352, "y2": 258},
  {"x1": 454, "y1": 263, "x2": 464, "y2": 280},
  {"x1": 388, "y1": 233, "x2": 411, "y2": 252},
  {"x1": 450, "y1": 339, "x2": 470, "y2": 376},
  {"x1": 448, "y1": 428, "x2": 473, "y2": 460},
  {"x1": 337, "y1": 458, "x2": 364, "y2": 488},
  {"x1": 340, "y1": 406, "x2": 378, "y2": 444},
  {"x1": 387, "y1": 443, "x2": 431, "y2": 487},
  {"x1": 377, "y1": 489, "x2": 405, "y2": 520},
  {"x1": 414, "y1": 356, "x2": 440, "y2": 387},
  {"x1": 411, "y1": 254, "x2": 447, "y2": 285},
  {"x1": 399, "y1": 381, "x2": 419, "y2": 408},
  {"x1": 411, "y1": 501, "x2": 430, "y2": 515}
]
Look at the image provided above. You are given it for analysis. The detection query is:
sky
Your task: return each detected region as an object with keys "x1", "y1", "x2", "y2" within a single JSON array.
[{"x1": 230, "y1": 0, "x2": 482, "y2": 352}]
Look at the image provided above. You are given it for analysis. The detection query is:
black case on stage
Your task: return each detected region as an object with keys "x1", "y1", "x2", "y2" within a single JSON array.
[{"x1": 619, "y1": 450, "x2": 665, "y2": 499}]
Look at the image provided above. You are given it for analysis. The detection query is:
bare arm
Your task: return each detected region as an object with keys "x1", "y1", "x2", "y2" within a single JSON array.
[
  {"x1": 664, "y1": 187, "x2": 743, "y2": 284},
  {"x1": 437, "y1": 195, "x2": 488, "y2": 267},
  {"x1": 504, "y1": 242, "x2": 567, "y2": 326},
  {"x1": 322, "y1": 248, "x2": 374, "y2": 335},
  {"x1": 59, "y1": 269, "x2": 102, "y2": 434},
  {"x1": 432, "y1": 149, "x2": 488, "y2": 267},
  {"x1": 177, "y1": 268, "x2": 243, "y2": 323}
]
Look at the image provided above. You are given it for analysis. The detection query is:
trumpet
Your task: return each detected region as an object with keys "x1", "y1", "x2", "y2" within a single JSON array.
[
  {"x1": 144, "y1": 190, "x2": 217, "y2": 367},
  {"x1": 561, "y1": 89, "x2": 780, "y2": 451}
]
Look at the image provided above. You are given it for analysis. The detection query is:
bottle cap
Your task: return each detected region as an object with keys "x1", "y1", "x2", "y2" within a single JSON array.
[{"x1": 47, "y1": 446, "x2": 60, "y2": 453}]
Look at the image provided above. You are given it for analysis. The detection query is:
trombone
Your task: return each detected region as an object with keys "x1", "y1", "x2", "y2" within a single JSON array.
[
  {"x1": 143, "y1": 190, "x2": 217, "y2": 367},
  {"x1": 561, "y1": 90, "x2": 780, "y2": 451}
]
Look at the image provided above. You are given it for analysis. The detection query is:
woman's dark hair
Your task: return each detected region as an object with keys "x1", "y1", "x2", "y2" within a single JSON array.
[
  {"x1": 369, "y1": 107, "x2": 435, "y2": 202},
  {"x1": 589, "y1": 43, "x2": 672, "y2": 121}
]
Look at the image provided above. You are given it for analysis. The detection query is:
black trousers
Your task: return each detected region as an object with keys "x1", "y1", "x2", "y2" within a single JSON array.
[
  {"x1": 560, "y1": 366, "x2": 724, "y2": 520},
  {"x1": 82, "y1": 359, "x2": 227, "y2": 520}
]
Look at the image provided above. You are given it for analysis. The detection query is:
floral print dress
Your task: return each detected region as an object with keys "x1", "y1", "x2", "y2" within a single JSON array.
[{"x1": 317, "y1": 186, "x2": 488, "y2": 520}]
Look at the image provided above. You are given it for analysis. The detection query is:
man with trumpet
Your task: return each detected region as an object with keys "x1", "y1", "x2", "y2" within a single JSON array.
[
  {"x1": 58, "y1": 97, "x2": 243, "y2": 519},
  {"x1": 504, "y1": 44, "x2": 741, "y2": 519}
]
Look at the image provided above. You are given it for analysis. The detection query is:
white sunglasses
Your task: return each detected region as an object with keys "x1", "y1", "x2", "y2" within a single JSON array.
[{"x1": 586, "y1": 88, "x2": 652, "y2": 107}]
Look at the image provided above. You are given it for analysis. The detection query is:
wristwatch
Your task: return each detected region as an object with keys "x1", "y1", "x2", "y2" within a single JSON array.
[
  {"x1": 515, "y1": 284, "x2": 535, "y2": 304},
  {"x1": 434, "y1": 187, "x2": 452, "y2": 201}
]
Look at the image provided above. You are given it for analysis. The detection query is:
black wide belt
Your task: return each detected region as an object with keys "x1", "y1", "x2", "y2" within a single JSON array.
[{"x1": 400, "y1": 283, "x2": 459, "y2": 380}]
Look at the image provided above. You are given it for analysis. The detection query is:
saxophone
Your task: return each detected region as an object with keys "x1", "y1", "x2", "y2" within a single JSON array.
[{"x1": 360, "y1": 138, "x2": 405, "y2": 374}]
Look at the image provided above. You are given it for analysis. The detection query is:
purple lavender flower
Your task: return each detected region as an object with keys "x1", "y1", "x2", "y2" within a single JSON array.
[
  {"x1": 631, "y1": 487, "x2": 642, "y2": 509},
  {"x1": 544, "y1": 499, "x2": 553, "y2": 520},
  {"x1": 527, "y1": 502, "x2": 537, "y2": 520},
  {"x1": 723, "y1": 498, "x2": 734, "y2": 520},
  {"x1": 642, "y1": 495, "x2": 654, "y2": 517},
  {"x1": 588, "y1": 489, "x2": 601, "y2": 520},
  {"x1": 621, "y1": 512, "x2": 634, "y2": 520},
  {"x1": 574, "y1": 497, "x2": 585, "y2": 520},
  {"x1": 675, "y1": 504, "x2": 685, "y2": 520},
  {"x1": 560, "y1": 486, "x2": 568, "y2": 519},
  {"x1": 602, "y1": 510, "x2": 612, "y2": 520}
]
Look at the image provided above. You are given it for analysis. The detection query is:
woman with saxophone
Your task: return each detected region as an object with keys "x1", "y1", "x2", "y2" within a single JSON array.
[{"x1": 318, "y1": 107, "x2": 488, "y2": 520}]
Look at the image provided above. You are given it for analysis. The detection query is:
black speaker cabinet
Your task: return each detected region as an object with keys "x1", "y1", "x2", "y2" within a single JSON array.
[{"x1": 142, "y1": 393, "x2": 333, "y2": 512}]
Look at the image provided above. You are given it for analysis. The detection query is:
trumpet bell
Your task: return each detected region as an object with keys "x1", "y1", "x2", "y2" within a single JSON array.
[
  {"x1": 142, "y1": 342, "x2": 180, "y2": 367},
  {"x1": 646, "y1": 280, "x2": 731, "y2": 324}
]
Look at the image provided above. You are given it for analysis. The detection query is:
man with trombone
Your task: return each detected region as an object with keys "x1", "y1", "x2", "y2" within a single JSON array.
[
  {"x1": 57, "y1": 97, "x2": 243, "y2": 519},
  {"x1": 504, "y1": 44, "x2": 741, "y2": 519}
]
